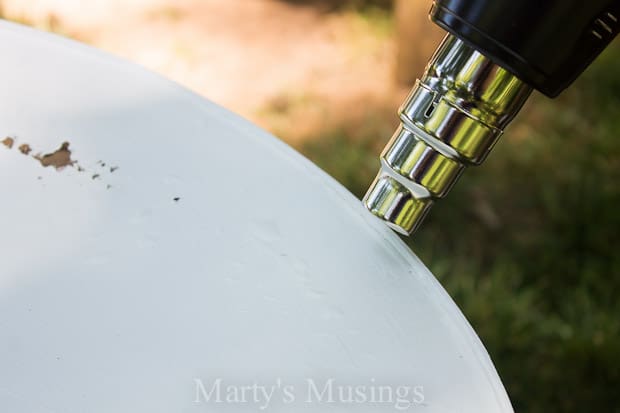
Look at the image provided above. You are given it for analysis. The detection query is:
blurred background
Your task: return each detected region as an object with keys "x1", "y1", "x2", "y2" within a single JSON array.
[{"x1": 1, "y1": 0, "x2": 618, "y2": 411}]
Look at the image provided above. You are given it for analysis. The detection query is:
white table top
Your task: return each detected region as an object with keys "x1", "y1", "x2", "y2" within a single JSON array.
[{"x1": 0, "y1": 21, "x2": 512, "y2": 413}]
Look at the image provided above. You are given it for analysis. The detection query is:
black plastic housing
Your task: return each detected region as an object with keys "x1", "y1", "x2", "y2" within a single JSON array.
[{"x1": 430, "y1": 0, "x2": 620, "y2": 97}]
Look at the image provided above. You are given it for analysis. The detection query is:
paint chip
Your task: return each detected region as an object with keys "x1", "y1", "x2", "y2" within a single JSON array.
[
  {"x1": 2, "y1": 137, "x2": 14, "y2": 149},
  {"x1": 36, "y1": 142, "x2": 73, "y2": 169},
  {"x1": 18, "y1": 144, "x2": 32, "y2": 155}
]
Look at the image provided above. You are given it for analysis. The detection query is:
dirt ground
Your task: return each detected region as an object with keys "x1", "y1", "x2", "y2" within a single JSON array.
[{"x1": 2, "y1": 0, "x2": 418, "y2": 143}]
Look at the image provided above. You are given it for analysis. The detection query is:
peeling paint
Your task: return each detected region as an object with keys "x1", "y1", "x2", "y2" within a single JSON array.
[
  {"x1": 18, "y1": 144, "x2": 31, "y2": 155},
  {"x1": 3, "y1": 136, "x2": 119, "y2": 188},
  {"x1": 2, "y1": 137, "x2": 14, "y2": 148},
  {"x1": 35, "y1": 142, "x2": 73, "y2": 169}
]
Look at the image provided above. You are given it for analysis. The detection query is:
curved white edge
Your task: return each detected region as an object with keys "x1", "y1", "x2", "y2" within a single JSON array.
[{"x1": 0, "y1": 20, "x2": 513, "y2": 413}]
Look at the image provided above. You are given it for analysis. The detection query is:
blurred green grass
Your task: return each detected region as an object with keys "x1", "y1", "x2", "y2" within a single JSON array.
[{"x1": 300, "y1": 38, "x2": 620, "y2": 413}]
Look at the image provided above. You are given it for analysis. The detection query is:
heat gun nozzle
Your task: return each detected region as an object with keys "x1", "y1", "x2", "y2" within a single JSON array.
[{"x1": 363, "y1": 34, "x2": 532, "y2": 235}]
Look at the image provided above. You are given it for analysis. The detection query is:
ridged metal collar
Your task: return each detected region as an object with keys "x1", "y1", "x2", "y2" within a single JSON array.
[{"x1": 364, "y1": 34, "x2": 532, "y2": 235}]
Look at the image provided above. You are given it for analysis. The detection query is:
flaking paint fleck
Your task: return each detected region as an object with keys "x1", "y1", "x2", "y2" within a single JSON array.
[
  {"x1": 35, "y1": 142, "x2": 73, "y2": 169},
  {"x1": 18, "y1": 144, "x2": 32, "y2": 155},
  {"x1": 2, "y1": 137, "x2": 14, "y2": 148}
]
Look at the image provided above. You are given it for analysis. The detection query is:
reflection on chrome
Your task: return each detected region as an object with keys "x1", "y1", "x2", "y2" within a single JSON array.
[{"x1": 363, "y1": 34, "x2": 532, "y2": 235}]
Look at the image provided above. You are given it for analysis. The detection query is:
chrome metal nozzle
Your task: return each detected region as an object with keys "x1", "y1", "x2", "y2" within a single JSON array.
[{"x1": 363, "y1": 34, "x2": 533, "y2": 235}]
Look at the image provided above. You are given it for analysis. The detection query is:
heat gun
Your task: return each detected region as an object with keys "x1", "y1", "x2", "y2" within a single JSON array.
[{"x1": 364, "y1": 0, "x2": 620, "y2": 235}]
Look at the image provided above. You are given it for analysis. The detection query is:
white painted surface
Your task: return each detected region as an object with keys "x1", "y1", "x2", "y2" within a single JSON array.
[{"x1": 0, "y1": 22, "x2": 512, "y2": 413}]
